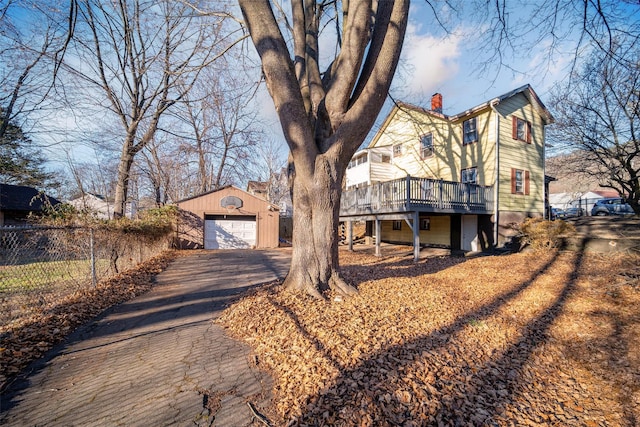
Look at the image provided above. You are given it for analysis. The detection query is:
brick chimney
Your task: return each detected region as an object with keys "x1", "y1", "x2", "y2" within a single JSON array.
[{"x1": 431, "y1": 93, "x2": 443, "y2": 113}]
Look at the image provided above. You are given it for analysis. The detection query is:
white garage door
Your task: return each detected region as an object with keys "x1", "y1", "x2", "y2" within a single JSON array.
[{"x1": 204, "y1": 217, "x2": 256, "y2": 249}]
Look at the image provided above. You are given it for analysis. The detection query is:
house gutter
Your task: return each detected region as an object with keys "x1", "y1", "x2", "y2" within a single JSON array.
[{"x1": 490, "y1": 99, "x2": 500, "y2": 248}]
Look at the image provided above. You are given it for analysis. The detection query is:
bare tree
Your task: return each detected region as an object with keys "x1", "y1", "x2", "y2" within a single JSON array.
[
  {"x1": 240, "y1": 0, "x2": 409, "y2": 297},
  {"x1": 549, "y1": 47, "x2": 640, "y2": 214},
  {"x1": 148, "y1": 137, "x2": 197, "y2": 203},
  {"x1": 66, "y1": 150, "x2": 118, "y2": 201},
  {"x1": 138, "y1": 137, "x2": 172, "y2": 207},
  {"x1": 477, "y1": 0, "x2": 640, "y2": 79},
  {"x1": 177, "y1": 61, "x2": 263, "y2": 194},
  {"x1": 66, "y1": 0, "x2": 235, "y2": 217},
  {"x1": 0, "y1": 2, "x2": 69, "y2": 140}
]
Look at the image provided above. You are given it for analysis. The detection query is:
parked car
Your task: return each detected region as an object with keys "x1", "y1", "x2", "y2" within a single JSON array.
[
  {"x1": 590, "y1": 198, "x2": 634, "y2": 216},
  {"x1": 564, "y1": 207, "x2": 584, "y2": 218},
  {"x1": 551, "y1": 208, "x2": 565, "y2": 220}
]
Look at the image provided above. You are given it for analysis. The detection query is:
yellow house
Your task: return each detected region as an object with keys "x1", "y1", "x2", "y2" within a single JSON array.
[{"x1": 340, "y1": 84, "x2": 554, "y2": 257}]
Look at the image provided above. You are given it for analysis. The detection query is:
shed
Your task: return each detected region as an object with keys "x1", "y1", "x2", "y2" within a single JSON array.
[{"x1": 175, "y1": 186, "x2": 279, "y2": 249}]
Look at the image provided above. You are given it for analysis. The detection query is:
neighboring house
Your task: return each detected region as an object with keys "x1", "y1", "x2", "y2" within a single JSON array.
[
  {"x1": 549, "y1": 192, "x2": 576, "y2": 210},
  {"x1": 550, "y1": 190, "x2": 621, "y2": 215},
  {"x1": 247, "y1": 170, "x2": 294, "y2": 218},
  {"x1": 247, "y1": 176, "x2": 293, "y2": 241},
  {"x1": 68, "y1": 193, "x2": 113, "y2": 219},
  {"x1": 269, "y1": 168, "x2": 294, "y2": 218},
  {"x1": 175, "y1": 186, "x2": 279, "y2": 249},
  {"x1": 246, "y1": 181, "x2": 269, "y2": 200},
  {"x1": 340, "y1": 84, "x2": 555, "y2": 258},
  {"x1": 0, "y1": 184, "x2": 61, "y2": 226}
]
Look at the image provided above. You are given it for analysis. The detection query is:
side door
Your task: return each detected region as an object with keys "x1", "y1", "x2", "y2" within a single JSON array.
[{"x1": 461, "y1": 215, "x2": 478, "y2": 252}]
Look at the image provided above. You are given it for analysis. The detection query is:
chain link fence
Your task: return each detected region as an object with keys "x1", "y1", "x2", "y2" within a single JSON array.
[{"x1": 0, "y1": 225, "x2": 171, "y2": 332}]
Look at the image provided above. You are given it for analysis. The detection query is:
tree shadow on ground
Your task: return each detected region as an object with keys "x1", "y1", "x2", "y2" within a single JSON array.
[
  {"x1": 340, "y1": 253, "x2": 468, "y2": 285},
  {"x1": 0, "y1": 249, "x2": 291, "y2": 415},
  {"x1": 270, "y1": 241, "x2": 631, "y2": 425},
  {"x1": 573, "y1": 308, "x2": 639, "y2": 427}
]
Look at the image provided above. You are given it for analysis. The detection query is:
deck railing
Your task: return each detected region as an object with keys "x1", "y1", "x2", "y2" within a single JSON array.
[{"x1": 340, "y1": 176, "x2": 494, "y2": 216}]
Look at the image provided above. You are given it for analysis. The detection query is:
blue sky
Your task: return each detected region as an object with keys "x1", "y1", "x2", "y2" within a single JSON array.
[
  {"x1": 255, "y1": 0, "x2": 592, "y2": 150},
  {"x1": 6, "y1": 0, "x2": 639, "y2": 174},
  {"x1": 393, "y1": 1, "x2": 584, "y2": 113}
]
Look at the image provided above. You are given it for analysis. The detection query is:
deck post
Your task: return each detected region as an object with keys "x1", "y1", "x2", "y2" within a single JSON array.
[
  {"x1": 375, "y1": 218, "x2": 381, "y2": 257},
  {"x1": 413, "y1": 210, "x2": 420, "y2": 262},
  {"x1": 406, "y1": 175, "x2": 411, "y2": 209},
  {"x1": 347, "y1": 220, "x2": 353, "y2": 251}
]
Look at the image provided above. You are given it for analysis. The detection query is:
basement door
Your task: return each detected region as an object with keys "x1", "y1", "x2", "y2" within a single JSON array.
[
  {"x1": 204, "y1": 215, "x2": 256, "y2": 249},
  {"x1": 461, "y1": 215, "x2": 479, "y2": 252}
]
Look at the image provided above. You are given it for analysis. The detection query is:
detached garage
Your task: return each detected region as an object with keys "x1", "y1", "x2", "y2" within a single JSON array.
[{"x1": 176, "y1": 186, "x2": 279, "y2": 249}]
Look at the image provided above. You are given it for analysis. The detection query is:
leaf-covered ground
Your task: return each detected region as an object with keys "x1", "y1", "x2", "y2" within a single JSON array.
[{"x1": 218, "y1": 248, "x2": 640, "y2": 426}]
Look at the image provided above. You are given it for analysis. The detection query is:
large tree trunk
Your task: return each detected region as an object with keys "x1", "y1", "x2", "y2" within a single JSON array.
[
  {"x1": 283, "y1": 155, "x2": 357, "y2": 298},
  {"x1": 239, "y1": 0, "x2": 409, "y2": 298}
]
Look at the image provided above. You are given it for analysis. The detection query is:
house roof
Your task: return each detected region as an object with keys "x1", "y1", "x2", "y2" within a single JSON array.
[
  {"x1": 69, "y1": 192, "x2": 109, "y2": 203},
  {"x1": 497, "y1": 84, "x2": 554, "y2": 124},
  {"x1": 550, "y1": 190, "x2": 621, "y2": 202},
  {"x1": 174, "y1": 185, "x2": 279, "y2": 210},
  {"x1": 592, "y1": 189, "x2": 620, "y2": 198},
  {"x1": 369, "y1": 84, "x2": 554, "y2": 149},
  {"x1": 0, "y1": 184, "x2": 61, "y2": 212}
]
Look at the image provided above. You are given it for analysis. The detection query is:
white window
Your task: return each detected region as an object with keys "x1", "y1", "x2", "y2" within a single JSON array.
[
  {"x1": 463, "y1": 117, "x2": 477, "y2": 145},
  {"x1": 392, "y1": 144, "x2": 402, "y2": 157},
  {"x1": 348, "y1": 153, "x2": 368, "y2": 168},
  {"x1": 420, "y1": 133, "x2": 433, "y2": 159}
]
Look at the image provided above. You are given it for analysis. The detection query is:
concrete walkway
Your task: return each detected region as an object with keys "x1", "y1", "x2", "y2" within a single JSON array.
[{"x1": 1, "y1": 249, "x2": 291, "y2": 426}]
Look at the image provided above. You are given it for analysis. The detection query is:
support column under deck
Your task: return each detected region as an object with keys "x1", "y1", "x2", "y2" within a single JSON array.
[
  {"x1": 375, "y1": 218, "x2": 381, "y2": 257},
  {"x1": 413, "y1": 211, "x2": 420, "y2": 262}
]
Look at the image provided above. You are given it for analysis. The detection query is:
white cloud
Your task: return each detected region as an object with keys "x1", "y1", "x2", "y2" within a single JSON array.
[
  {"x1": 255, "y1": 84, "x2": 287, "y2": 143},
  {"x1": 397, "y1": 23, "x2": 463, "y2": 99}
]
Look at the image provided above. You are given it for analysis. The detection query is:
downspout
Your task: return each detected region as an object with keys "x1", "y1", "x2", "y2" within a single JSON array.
[
  {"x1": 490, "y1": 100, "x2": 500, "y2": 247},
  {"x1": 542, "y1": 126, "x2": 548, "y2": 219}
]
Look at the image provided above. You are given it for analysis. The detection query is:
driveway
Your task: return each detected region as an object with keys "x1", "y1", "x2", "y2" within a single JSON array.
[
  {"x1": 563, "y1": 216, "x2": 640, "y2": 253},
  {"x1": 1, "y1": 249, "x2": 291, "y2": 426},
  {"x1": 566, "y1": 216, "x2": 640, "y2": 239}
]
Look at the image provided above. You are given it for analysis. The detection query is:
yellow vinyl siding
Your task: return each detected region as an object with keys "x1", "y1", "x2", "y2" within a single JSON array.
[
  {"x1": 381, "y1": 216, "x2": 450, "y2": 246},
  {"x1": 356, "y1": 88, "x2": 547, "y2": 216},
  {"x1": 452, "y1": 110, "x2": 497, "y2": 186},
  {"x1": 496, "y1": 93, "x2": 545, "y2": 213},
  {"x1": 372, "y1": 107, "x2": 498, "y2": 187},
  {"x1": 372, "y1": 109, "x2": 456, "y2": 181}
]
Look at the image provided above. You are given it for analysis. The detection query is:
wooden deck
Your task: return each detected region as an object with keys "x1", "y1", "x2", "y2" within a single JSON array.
[{"x1": 340, "y1": 176, "x2": 494, "y2": 218}]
